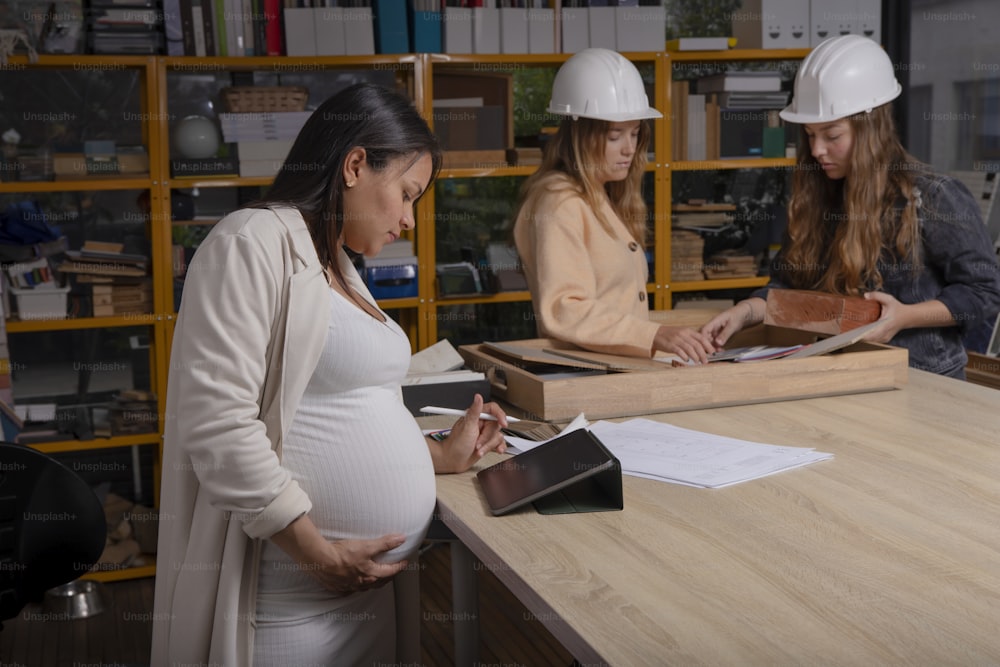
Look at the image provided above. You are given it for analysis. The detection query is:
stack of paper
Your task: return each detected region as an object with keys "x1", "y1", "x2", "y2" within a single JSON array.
[
  {"x1": 588, "y1": 419, "x2": 832, "y2": 488},
  {"x1": 503, "y1": 416, "x2": 832, "y2": 488}
]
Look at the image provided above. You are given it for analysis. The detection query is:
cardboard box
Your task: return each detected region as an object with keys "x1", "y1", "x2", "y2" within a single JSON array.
[
  {"x1": 433, "y1": 71, "x2": 514, "y2": 149},
  {"x1": 616, "y1": 6, "x2": 666, "y2": 53},
  {"x1": 458, "y1": 327, "x2": 908, "y2": 422},
  {"x1": 731, "y1": 0, "x2": 810, "y2": 50}
]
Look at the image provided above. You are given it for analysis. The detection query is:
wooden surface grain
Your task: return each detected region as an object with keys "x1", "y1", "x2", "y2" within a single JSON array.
[{"x1": 434, "y1": 370, "x2": 1000, "y2": 666}]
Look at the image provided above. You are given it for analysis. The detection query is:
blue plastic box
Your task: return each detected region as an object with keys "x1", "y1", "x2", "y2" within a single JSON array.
[{"x1": 365, "y1": 257, "x2": 419, "y2": 300}]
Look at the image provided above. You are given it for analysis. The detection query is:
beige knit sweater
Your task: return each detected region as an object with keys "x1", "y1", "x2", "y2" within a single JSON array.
[{"x1": 514, "y1": 174, "x2": 660, "y2": 358}]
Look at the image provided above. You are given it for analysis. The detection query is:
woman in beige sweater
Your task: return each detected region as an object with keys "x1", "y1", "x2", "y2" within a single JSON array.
[{"x1": 513, "y1": 48, "x2": 716, "y2": 362}]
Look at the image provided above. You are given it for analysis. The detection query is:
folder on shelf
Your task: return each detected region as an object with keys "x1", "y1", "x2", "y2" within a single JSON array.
[
  {"x1": 527, "y1": 7, "x2": 554, "y2": 54},
  {"x1": 315, "y1": 7, "x2": 347, "y2": 57},
  {"x1": 442, "y1": 7, "x2": 472, "y2": 53},
  {"x1": 499, "y1": 7, "x2": 528, "y2": 54},
  {"x1": 283, "y1": 7, "x2": 317, "y2": 56},
  {"x1": 471, "y1": 7, "x2": 499, "y2": 54},
  {"x1": 373, "y1": 0, "x2": 410, "y2": 54},
  {"x1": 560, "y1": 7, "x2": 588, "y2": 53},
  {"x1": 411, "y1": 9, "x2": 442, "y2": 53},
  {"x1": 343, "y1": 6, "x2": 376, "y2": 55}
]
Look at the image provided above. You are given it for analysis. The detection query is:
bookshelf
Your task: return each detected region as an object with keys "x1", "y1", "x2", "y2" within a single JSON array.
[
  {"x1": 0, "y1": 54, "x2": 163, "y2": 583},
  {"x1": 664, "y1": 48, "x2": 810, "y2": 308}
]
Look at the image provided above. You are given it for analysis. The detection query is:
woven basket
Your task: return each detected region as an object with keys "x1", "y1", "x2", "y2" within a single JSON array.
[{"x1": 221, "y1": 86, "x2": 309, "y2": 113}]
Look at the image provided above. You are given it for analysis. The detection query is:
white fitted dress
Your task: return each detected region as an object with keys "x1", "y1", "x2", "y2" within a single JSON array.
[{"x1": 253, "y1": 283, "x2": 436, "y2": 666}]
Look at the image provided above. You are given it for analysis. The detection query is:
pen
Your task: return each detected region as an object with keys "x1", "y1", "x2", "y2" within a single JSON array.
[{"x1": 419, "y1": 406, "x2": 521, "y2": 422}]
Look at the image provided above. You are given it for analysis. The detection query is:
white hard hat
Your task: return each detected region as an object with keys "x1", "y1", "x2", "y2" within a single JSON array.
[
  {"x1": 779, "y1": 35, "x2": 901, "y2": 124},
  {"x1": 548, "y1": 48, "x2": 663, "y2": 122}
]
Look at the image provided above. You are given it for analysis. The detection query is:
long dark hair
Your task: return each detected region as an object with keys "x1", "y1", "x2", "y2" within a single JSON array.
[{"x1": 258, "y1": 82, "x2": 442, "y2": 284}]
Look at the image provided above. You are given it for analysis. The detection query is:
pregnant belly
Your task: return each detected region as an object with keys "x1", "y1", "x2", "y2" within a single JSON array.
[{"x1": 273, "y1": 399, "x2": 437, "y2": 564}]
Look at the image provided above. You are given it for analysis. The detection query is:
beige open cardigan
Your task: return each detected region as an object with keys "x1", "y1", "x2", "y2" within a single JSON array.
[{"x1": 151, "y1": 206, "x2": 332, "y2": 665}]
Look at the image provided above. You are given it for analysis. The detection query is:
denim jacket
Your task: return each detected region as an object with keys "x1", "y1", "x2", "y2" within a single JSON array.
[{"x1": 754, "y1": 173, "x2": 1000, "y2": 378}]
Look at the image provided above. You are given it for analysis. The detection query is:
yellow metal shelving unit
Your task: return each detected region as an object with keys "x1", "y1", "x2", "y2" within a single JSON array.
[{"x1": 2, "y1": 48, "x2": 807, "y2": 583}]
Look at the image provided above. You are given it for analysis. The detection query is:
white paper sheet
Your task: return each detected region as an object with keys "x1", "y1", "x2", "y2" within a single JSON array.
[{"x1": 587, "y1": 418, "x2": 832, "y2": 488}]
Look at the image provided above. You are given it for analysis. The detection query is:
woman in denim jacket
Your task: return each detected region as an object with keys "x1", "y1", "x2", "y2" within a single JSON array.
[{"x1": 702, "y1": 35, "x2": 1000, "y2": 378}]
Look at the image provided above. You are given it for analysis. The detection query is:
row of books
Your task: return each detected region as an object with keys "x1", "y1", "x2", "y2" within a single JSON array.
[
  {"x1": 671, "y1": 72, "x2": 793, "y2": 162},
  {"x1": 164, "y1": 0, "x2": 283, "y2": 56},
  {"x1": 59, "y1": 241, "x2": 148, "y2": 275},
  {"x1": 165, "y1": 0, "x2": 429, "y2": 57}
]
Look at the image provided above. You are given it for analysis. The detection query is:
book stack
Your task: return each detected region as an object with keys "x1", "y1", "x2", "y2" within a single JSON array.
[
  {"x1": 672, "y1": 203, "x2": 736, "y2": 232},
  {"x1": 162, "y1": 0, "x2": 286, "y2": 56},
  {"x1": 56, "y1": 241, "x2": 151, "y2": 316},
  {"x1": 13, "y1": 403, "x2": 61, "y2": 444},
  {"x1": 704, "y1": 250, "x2": 758, "y2": 279},
  {"x1": 87, "y1": 0, "x2": 165, "y2": 54},
  {"x1": 92, "y1": 281, "x2": 153, "y2": 317},
  {"x1": 234, "y1": 139, "x2": 295, "y2": 178},
  {"x1": 218, "y1": 112, "x2": 312, "y2": 177},
  {"x1": 671, "y1": 231, "x2": 705, "y2": 281},
  {"x1": 107, "y1": 389, "x2": 158, "y2": 435}
]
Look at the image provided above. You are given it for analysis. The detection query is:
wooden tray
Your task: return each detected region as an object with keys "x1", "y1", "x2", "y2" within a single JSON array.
[{"x1": 459, "y1": 327, "x2": 908, "y2": 423}]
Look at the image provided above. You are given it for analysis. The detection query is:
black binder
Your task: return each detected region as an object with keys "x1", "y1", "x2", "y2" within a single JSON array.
[{"x1": 476, "y1": 429, "x2": 623, "y2": 516}]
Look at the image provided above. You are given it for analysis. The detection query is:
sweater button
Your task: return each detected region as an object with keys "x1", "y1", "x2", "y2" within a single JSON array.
[
  {"x1": 628, "y1": 241, "x2": 639, "y2": 251},
  {"x1": 639, "y1": 291, "x2": 646, "y2": 302}
]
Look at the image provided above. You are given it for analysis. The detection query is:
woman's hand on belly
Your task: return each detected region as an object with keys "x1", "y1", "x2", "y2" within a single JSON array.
[{"x1": 270, "y1": 514, "x2": 409, "y2": 595}]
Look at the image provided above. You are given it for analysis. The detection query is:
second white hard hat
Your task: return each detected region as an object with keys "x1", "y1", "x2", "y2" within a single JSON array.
[
  {"x1": 780, "y1": 34, "x2": 902, "y2": 124},
  {"x1": 548, "y1": 48, "x2": 663, "y2": 122}
]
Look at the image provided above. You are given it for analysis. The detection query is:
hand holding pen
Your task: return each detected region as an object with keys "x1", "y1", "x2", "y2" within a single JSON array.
[{"x1": 423, "y1": 394, "x2": 508, "y2": 473}]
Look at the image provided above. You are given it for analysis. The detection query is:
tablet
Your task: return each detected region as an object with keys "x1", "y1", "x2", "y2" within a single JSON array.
[{"x1": 476, "y1": 429, "x2": 622, "y2": 516}]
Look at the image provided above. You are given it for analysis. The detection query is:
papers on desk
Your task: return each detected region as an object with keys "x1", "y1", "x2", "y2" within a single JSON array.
[
  {"x1": 503, "y1": 415, "x2": 832, "y2": 488},
  {"x1": 588, "y1": 419, "x2": 832, "y2": 488}
]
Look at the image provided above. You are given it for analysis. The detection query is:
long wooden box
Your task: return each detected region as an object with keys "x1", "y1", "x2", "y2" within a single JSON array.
[{"x1": 458, "y1": 326, "x2": 909, "y2": 422}]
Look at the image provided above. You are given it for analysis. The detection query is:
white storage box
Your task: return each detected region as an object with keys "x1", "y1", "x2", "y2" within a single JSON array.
[{"x1": 10, "y1": 285, "x2": 70, "y2": 319}]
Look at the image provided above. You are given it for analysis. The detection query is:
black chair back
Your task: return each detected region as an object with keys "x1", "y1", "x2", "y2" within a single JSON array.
[{"x1": 0, "y1": 442, "x2": 106, "y2": 626}]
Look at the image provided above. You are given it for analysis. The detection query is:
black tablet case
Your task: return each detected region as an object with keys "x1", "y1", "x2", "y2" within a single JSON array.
[{"x1": 476, "y1": 429, "x2": 623, "y2": 515}]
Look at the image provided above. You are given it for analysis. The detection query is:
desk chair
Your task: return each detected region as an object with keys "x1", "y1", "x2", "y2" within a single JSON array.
[{"x1": 0, "y1": 441, "x2": 106, "y2": 630}]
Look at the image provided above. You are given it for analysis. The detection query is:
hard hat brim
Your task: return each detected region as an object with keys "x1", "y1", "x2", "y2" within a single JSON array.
[
  {"x1": 547, "y1": 106, "x2": 664, "y2": 122},
  {"x1": 778, "y1": 84, "x2": 902, "y2": 125}
]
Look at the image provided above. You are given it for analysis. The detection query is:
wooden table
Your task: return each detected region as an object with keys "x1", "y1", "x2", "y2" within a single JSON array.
[{"x1": 433, "y1": 369, "x2": 1000, "y2": 666}]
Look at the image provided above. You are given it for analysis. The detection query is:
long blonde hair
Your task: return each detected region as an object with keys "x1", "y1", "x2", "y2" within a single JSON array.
[
  {"x1": 783, "y1": 104, "x2": 925, "y2": 295},
  {"x1": 513, "y1": 117, "x2": 650, "y2": 245}
]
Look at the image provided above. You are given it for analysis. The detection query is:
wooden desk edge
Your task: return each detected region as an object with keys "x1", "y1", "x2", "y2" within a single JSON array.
[{"x1": 434, "y1": 495, "x2": 607, "y2": 665}]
